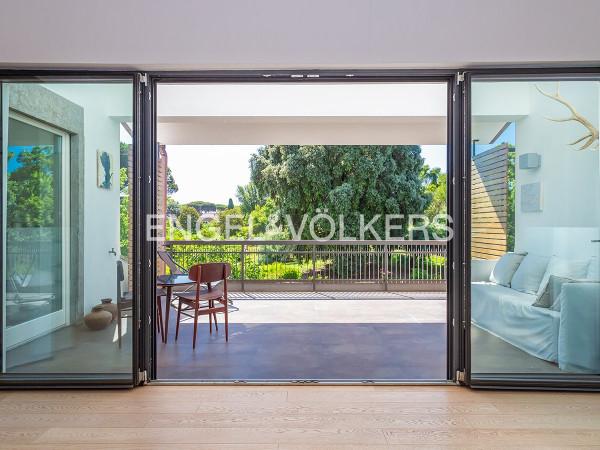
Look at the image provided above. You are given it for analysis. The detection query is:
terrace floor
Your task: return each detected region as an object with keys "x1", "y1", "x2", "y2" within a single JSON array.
[{"x1": 157, "y1": 291, "x2": 448, "y2": 380}]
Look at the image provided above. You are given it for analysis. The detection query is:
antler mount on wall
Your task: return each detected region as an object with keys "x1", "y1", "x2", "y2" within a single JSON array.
[{"x1": 535, "y1": 83, "x2": 599, "y2": 151}]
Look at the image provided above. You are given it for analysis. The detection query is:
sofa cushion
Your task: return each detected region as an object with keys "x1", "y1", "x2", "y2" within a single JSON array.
[
  {"x1": 510, "y1": 254, "x2": 550, "y2": 294},
  {"x1": 533, "y1": 275, "x2": 574, "y2": 311},
  {"x1": 471, "y1": 281, "x2": 559, "y2": 362},
  {"x1": 489, "y1": 252, "x2": 526, "y2": 287},
  {"x1": 536, "y1": 256, "x2": 590, "y2": 298},
  {"x1": 473, "y1": 281, "x2": 536, "y2": 305}
]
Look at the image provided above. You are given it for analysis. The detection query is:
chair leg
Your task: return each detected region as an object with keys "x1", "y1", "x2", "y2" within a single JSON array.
[
  {"x1": 213, "y1": 312, "x2": 218, "y2": 331},
  {"x1": 156, "y1": 296, "x2": 164, "y2": 340},
  {"x1": 224, "y1": 302, "x2": 229, "y2": 342},
  {"x1": 193, "y1": 302, "x2": 199, "y2": 349},
  {"x1": 175, "y1": 298, "x2": 182, "y2": 341},
  {"x1": 117, "y1": 309, "x2": 122, "y2": 348},
  {"x1": 209, "y1": 305, "x2": 212, "y2": 334}
]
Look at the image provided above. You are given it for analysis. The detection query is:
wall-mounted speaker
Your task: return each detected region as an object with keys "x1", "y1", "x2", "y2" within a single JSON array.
[{"x1": 519, "y1": 153, "x2": 541, "y2": 170}]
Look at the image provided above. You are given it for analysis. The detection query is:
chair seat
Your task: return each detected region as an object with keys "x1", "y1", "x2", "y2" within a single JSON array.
[{"x1": 177, "y1": 284, "x2": 225, "y2": 303}]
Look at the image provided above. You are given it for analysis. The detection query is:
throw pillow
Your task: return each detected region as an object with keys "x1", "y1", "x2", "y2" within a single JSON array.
[
  {"x1": 510, "y1": 253, "x2": 550, "y2": 294},
  {"x1": 533, "y1": 275, "x2": 573, "y2": 310},
  {"x1": 489, "y1": 252, "x2": 526, "y2": 287},
  {"x1": 536, "y1": 256, "x2": 590, "y2": 297}
]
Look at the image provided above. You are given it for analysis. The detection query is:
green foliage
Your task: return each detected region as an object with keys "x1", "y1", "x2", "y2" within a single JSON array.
[
  {"x1": 120, "y1": 167, "x2": 130, "y2": 256},
  {"x1": 248, "y1": 198, "x2": 277, "y2": 236},
  {"x1": 507, "y1": 151, "x2": 516, "y2": 251},
  {"x1": 167, "y1": 198, "x2": 180, "y2": 216},
  {"x1": 236, "y1": 182, "x2": 265, "y2": 215},
  {"x1": 281, "y1": 268, "x2": 301, "y2": 279},
  {"x1": 166, "y1": 167, "x2": 179, "y2": 195},
  {"x1": 185, "y1": 200, "x2": 227, "y2": 213},
  {"x1": 120, "y1": 196, "x2": 129, "y2": 256},
  {"x1": 422, "y1": 165, "x2": 448, "y2": 239},
  {"x1": 227, "y1": 198, "x2": 234, "y2": 209},
  {"x1": 120, "y1": 142, "x2": 129, "y2": 168},
  {"x1": 178, "y1": 205, "x2": 200, "y2": 229},
  {"x1": 216, "y1": 206, "x2": 244, "y2": 238},
  {"x1": 7, "y1": 145, "x2": 57, "y2": 228},
  {"x1": 249, "y1": 145, "x2": 429, "y2": 239}
]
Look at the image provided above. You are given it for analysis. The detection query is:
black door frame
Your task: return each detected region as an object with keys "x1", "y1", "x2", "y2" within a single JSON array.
[
  {"x1": 1, "y1": 66, "x2": 598, "y2": 389},
  {"x1": 0, "y1": 70, "x2": 145, "y2": 388},
  {"x1": 462, "y1": 67, "x2": 600, "y2": 390},
  {"x1": 145, "y1": 69, "x2": 463, "y2": 383}
]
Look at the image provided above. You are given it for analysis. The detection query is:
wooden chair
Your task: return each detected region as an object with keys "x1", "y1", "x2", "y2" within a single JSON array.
[
  {"x1": 117, "y1": 260, "x2": 165, "y2": 347},
  {"x1": 175, "y1": 263, "x2": 231, "y2": 349},
  {"x1": 158, "y1": 250, "x2": 187, "y2": 275}
]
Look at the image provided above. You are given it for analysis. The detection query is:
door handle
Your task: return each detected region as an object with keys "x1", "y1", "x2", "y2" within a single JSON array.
[{"x1": 592, "y1": 240, "x2": 600, "y2": 243}]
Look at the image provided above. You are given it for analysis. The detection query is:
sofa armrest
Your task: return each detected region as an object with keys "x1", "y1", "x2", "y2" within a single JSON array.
[
  {"x1": 471, "y1": 259, "x2": 497, "y2": 283},
  {"x1": 558, "y1": 282, "x2": 600, "y2": 373}
]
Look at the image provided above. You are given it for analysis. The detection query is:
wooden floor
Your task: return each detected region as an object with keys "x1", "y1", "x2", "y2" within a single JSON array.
[{"x1": 1, "y1": 385, "x2": 599, "y2": 448}]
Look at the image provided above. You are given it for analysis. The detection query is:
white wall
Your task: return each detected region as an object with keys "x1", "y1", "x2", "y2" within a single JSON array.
[
  {"x1": 0, "y1": 0, "x2": 599, "y2": 69},
  {"x1": 514, "y1": 81, "x2": 599, "y2": 255},
  {"x1": 46, "y1": 84, "x2": 132, "y2": 313},
  {"x1": 473, "y1": 81, "x2": 600, "y2": 257}
]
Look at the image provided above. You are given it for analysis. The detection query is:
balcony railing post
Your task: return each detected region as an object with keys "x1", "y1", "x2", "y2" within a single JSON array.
[
  {"x1": 240, "y1": 244, "x2": 246, "y2": 292},
  {"x1": 383, "y1": 244, "x2": 389, "y2": 291},
  {"x1": 312, "y1": 244, "x2": 316, "y2": 291}
]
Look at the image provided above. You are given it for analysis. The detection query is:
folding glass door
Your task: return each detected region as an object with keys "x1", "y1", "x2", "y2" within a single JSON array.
[
  {"x1": 0, "y1": 75, "x2": 141, "y2": 386},
  {"x1": 466, "y1": 71, "x2": 600, "y2": 388}
]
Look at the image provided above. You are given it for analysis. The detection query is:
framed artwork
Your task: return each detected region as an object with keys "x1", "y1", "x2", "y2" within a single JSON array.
[
  {"x1": 521, "y1": 182, "x2": 542, "y2": 212},
  {"x1": 97, "y1": 149, "x2": 113, "y2": 189}
]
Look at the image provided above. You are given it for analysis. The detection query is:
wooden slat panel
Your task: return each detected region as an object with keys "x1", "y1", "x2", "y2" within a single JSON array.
[{"x1": 471, "y1": 144, "x2": 510, "y2": 259}]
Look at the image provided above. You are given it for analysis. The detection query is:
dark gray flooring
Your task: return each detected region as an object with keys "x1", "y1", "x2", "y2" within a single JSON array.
[
  {"x1": 6, "y1": 320, "x2": 132, "y2": 374},
  {"x1": 156, "y1": 320, "x2": 447, "y2": 380},
  {"x1": 470, "y1": 325, "x2": 563, "y2": 374}
]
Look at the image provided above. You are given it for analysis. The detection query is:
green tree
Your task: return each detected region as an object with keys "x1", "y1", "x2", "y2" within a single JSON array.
[
  {"x1": 507, "y1": 151, "x2": 516, "y2": 251},
  {"x1": 120, "y1": 142, "x2": 129, "y2": 168},
  {"x1": 249, "y1": 145, "x2": 429, "y2": 239},
  {"x1": 186, "y1": 200, "x2": 217, "y2": 213},
  {"x1": 236, "y1": 181, "x2": 264, "y2": 215},
  {"x1": 7, "y1": 146, "x2": 56, "y2": 228},
  {"x1": 216, "y1": 206, "x2": 244, "y2": 238},
  {"x1": 227, "y1": 197, "x2": 234, "y2": 209},
  {"x1": 167, "y1": 167, "x2": 179, "y2": 195},
  {"x1": 119, "y1": 167, "x2": 129, "y2": 256},
  {"x1": 167, "y1": 198, "x2": 180, "y2": 216},
  {"x1": 178, "y1": 205, "x2": 200, "y2": 229}
]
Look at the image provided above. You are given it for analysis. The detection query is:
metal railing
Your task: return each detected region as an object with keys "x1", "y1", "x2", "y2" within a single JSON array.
[{"x1": 164, "y1": 240, "x2": 447, "y2": 292}]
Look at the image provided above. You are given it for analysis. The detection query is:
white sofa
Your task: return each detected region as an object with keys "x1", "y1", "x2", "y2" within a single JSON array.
[{"x1": 471, "y1": 258, "x2": 600, "y2": 374}]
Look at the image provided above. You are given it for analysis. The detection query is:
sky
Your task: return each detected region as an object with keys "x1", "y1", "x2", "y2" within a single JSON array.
[{"x1": 167, "y1": 144, "x2": 447, "y2": 205}]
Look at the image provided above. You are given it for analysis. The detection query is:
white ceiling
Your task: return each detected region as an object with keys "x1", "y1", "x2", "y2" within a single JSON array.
[
  {"x1": 0, "y1": 0, "x2": 599, "y2": 69},
  {"x1": 156, "y1": 83, "x2": 448, "y2": 144}
]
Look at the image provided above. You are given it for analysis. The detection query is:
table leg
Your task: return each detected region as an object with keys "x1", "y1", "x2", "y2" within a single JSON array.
[{"x1": 164, "y1": 286, "x2": 172, "y2": 343}]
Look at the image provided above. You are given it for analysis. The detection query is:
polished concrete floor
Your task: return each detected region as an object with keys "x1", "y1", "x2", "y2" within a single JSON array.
[
  {"x1": 6, "y1": 319, "x2": 132, "y2": 374},
  {"x1": 157, "y1": 322, "x2": 448, "y2": 380},
  {"x1": 471, "y1": 325, "x2": 563, "y2": 374},
  {"x1": 156, "y1": 294, "x2": 447, "y2": 380},
  {"x1": 6, "y1": 292, "x2": 571, "y2": 380}
]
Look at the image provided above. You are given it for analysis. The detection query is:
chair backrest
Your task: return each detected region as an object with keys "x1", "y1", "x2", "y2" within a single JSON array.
[
  {"x1": 158, "y1": 250, "x2": 186, "y2": 275},
  {"x1": 116, "y1": 260, "x2": 124, "y2": 303},
  {"x1": 189, "y1": 263, "x2": 231, "y2": 284}
]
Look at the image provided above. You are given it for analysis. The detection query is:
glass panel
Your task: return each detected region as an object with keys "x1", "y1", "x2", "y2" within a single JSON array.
[
  {"x1": 470, "y1": 78, "x2": 600, "y2": 378},
  {"x1": 6, "y1": 117, "x2": 65, "y2": 329},
  {"x1": 1, "y1": 81, "x2": 134, "y2": 378}
]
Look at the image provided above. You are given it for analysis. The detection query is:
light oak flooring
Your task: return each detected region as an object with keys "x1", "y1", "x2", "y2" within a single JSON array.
[{"x1": 0, "y1": 385, "x2": 599, "y2": 449}]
